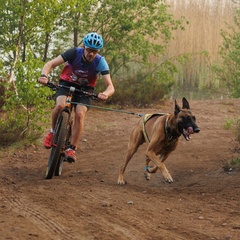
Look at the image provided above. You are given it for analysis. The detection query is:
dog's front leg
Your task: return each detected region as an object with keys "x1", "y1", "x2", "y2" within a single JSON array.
[
  {"x1": 144, "y1": 158, "x2": 159, "y2": 181},
  {"x1": 146, "y1": 150, "x2": 173, "y2": 183},
  {"x1": 144, "y1": 158, "x2": 152, "y2": 181}
]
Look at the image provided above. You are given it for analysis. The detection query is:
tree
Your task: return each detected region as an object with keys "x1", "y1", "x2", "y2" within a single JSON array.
[
  {"x1": 79, "y1": 0, "x2": 186, "y2": 76},
  {"x1": 78, "y1": 0, "x2": 187, "y2": 104},
  {"x1": 212, "y1": 8, "x2": 240, "y2": 97},
  {"x1": 0, "y1": 0, "x2": 69, "y2": 144}
]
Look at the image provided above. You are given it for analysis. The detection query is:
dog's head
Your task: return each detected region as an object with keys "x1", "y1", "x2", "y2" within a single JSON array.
[{"x1": 174, "y1": 97, "x2": 200, "y2": 141}]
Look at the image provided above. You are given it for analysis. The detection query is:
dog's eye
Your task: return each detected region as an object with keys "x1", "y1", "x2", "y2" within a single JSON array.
[{"x1": 192, "y1": 116, "x2": 196, "y2": 121}]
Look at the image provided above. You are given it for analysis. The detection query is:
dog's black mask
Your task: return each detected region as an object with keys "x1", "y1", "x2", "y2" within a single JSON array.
[{"x1": 174, "y1": 98, "x2": 200, "y2": 141}]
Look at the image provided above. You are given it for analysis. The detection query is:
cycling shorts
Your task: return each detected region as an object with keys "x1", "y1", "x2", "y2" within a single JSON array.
[{"x1": 56, "y1": 80, "x2": 94, "y2": 108}]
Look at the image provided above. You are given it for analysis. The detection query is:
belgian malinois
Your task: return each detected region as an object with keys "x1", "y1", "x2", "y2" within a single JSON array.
[{"x1": 117, "y1": 98, "x2": 200, "y2": 185}]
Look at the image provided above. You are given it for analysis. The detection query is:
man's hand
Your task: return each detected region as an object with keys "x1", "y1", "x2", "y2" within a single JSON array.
[
  {"x1": 38, "y1": 74, "x2": 48, "y2": 85},
  {"x1": 97, "y1": 92, "x2": 109, "y2": 101}
]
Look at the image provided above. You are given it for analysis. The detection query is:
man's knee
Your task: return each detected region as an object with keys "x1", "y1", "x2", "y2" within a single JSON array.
[
  {"x1": 55, "y1": 103, "x2": 65, "y2": 111},
  {"x1": 75, "y1": 110, "x2": 86, "y2": 121}
]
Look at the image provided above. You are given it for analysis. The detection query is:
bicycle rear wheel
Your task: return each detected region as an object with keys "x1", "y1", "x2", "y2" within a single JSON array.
[{"x1": 45, "y1": 111, "x2": 69, "y2": 179}]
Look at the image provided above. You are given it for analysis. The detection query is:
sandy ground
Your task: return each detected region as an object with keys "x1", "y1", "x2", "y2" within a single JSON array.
[{"x1": 0, "y1": 98, "x2": 240, "y2": 240}]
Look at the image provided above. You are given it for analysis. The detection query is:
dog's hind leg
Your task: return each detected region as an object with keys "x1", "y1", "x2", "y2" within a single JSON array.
[{"x1": 118, "y1": 125, "x2": 145, "y2": 185}]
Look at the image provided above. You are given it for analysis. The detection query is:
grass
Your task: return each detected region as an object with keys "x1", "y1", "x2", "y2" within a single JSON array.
[{"x1": 223, "y1": 157, "x2": 240, "y2": 172}]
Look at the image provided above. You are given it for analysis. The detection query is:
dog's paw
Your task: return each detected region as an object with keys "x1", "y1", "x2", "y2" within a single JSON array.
[
  {"x1": 165, "y1": 178, "x2": 173, "y2": 183},
  {"x1": 163, "y1": 172, "x2": 173, "y2": 183},
  {"x1": 144, "y1": 171, "x2": 151, "y2": 181},
  {"x1": 117, "y1": 181, "x2": 127, "y2": 185},
  {"x1": 117, "y1": 176, "x2": 127, "y2": 185}
]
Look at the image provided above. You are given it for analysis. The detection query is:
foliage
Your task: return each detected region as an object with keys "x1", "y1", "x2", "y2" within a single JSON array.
[
  {"x1": 96, "y1": 60, "x2": 176, "y2": 106},
  {"x1": 81, "y1": 0, "x2": 187, "y2": 105},
  {"x1": 224, "y1": 118, "x2": 236, "y2": 130},
  {"x1": 222, "y1": 114, "x2": 240, "y2": 172},
  {"x1": 0, "y1": 0, "x2": 187, "y2": 145},
  {"x1": 0, "y1": 55, "x2": 54, "y2": 146},
  {"x1": 79, "y1": 0, "x2": 187, "y2": 77},
  {"x1": 212, "y1": 8, "x2": 240, "y2": 97}
]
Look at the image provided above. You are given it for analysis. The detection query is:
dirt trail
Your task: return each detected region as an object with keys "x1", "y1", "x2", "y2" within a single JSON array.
[{"x1": 0, "y1": 99, "x2": 240, "y2": 240}]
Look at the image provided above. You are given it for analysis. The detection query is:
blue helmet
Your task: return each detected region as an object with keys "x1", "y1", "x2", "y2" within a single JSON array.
[{"x1": 83, "y1": 32, "x2": 103, "y2": 50}]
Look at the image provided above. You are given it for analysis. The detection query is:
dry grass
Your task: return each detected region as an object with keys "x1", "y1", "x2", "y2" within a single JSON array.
[
  {"x1": 164, "y1": 0, "x2": 237, "y2": 99},
  {"x1": 166, "y1": 0, "x2": 235, "y2": 61}
]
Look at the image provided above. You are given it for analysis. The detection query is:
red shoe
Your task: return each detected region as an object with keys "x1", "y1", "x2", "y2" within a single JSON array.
[
  {"x1": 44, "y1": 132, "x2": 54, "y2": 149},
  {"x1": 66, "y1": 149, "x2": 76, "y2": 163}
]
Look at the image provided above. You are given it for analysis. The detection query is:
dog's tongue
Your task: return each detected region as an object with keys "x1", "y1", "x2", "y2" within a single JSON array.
[
  {"x1": 183, "y1": 127, "x2": 194, "y2": 141},
  {"x1": 187, "y1": 126, "x2": 194, "y2": 134}
]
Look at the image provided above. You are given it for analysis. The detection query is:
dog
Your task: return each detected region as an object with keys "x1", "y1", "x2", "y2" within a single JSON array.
[{"x1": 117, "y1": 97, "x2": 200, "y2": 185}]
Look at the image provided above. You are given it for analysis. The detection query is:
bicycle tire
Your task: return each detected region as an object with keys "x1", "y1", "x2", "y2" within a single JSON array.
[
  {"x1": 45, "y1": 111, "x2": 69, "y2": 179},
  {"x1": 54, "y1": 116, "x2": 72, "y2": 176},
  {"x1": 54, "y1": 153, "x2": 65, "y2": 176}
]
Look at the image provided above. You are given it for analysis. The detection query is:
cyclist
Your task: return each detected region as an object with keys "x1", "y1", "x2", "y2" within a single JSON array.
[{"x1": 38, "y1": 32, "x2": 115, "y2": 163}]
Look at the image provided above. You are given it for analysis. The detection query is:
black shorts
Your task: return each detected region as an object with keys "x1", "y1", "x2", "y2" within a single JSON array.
[{"x1": 56, "y1": 80, "x2": 94, "y2": 107}]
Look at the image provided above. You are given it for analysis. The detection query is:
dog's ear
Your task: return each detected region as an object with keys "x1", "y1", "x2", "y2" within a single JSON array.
[
  {"x1": 182, "y1": 97, "x2": 190, "y2": 109},
  {"x1": 174, "y1": 99, "x2": 181, "y2": 115}
]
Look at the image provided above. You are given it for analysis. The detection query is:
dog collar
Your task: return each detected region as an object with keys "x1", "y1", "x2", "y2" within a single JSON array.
[{"x1": 165, "y1": 115, "x2": 179, "y2": 141}]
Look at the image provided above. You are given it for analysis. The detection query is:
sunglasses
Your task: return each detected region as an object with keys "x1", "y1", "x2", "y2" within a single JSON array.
[{"x1": 85, "y1": 47, "x2": 99, "y2": 54}]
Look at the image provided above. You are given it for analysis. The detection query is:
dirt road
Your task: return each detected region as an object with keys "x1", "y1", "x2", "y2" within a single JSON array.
[{"x1": 0, "y1": 98, "x2": 239, "y2": 240}]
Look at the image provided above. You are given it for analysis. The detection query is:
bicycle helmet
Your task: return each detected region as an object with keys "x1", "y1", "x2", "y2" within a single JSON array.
[{"x1": 83, "y1": 32, "x2": 104, "y2": 50}]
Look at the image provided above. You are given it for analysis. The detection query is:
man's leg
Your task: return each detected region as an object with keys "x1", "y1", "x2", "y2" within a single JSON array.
[
  {"x1": 66, "y1": 104, "x2": 88, "y2": 162},
  {"x1": 51, "y1": 95, "x2": 67, "y2": 130},
  {"x1": 44, "y1": 95, "x2": 66, "y2": 149}
]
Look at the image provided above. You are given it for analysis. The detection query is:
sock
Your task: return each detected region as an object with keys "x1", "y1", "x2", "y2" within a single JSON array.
[{"x1": 69, "y1": 145, "x2": 76, "y2": 151}]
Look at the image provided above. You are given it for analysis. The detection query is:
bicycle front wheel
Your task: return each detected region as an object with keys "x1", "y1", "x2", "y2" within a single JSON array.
[
  {"x1": 55, "y1": 117, "x2": 72, "y2": 176},
  {"x1": 45, "y1": 111, "x2": 69, "y2": 179}
]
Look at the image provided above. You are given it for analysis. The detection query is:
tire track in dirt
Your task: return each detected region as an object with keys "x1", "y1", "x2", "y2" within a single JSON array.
[
  {"x1": 70, "y1": 185, "x2": 214, "y2": 240},
  {"x1": 3, "y1": 194, "x2": 76, "y2": 240}
]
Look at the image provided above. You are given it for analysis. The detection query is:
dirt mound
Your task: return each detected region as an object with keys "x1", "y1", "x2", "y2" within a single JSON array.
[{"x1": 0, "y1": 99, "x2": 239, "y2": 240}]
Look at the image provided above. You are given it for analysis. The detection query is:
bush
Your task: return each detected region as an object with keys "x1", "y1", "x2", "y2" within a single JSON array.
[
  {"x1": 96, "y1": 61, "x2": 176, "y2": 107},
  {"x1": 0, "y1": 58, "x2": 53, "y2": 147}
]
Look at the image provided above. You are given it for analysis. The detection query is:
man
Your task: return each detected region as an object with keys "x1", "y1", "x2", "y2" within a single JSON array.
[{"x1": 38, "y1": 32, "x2": 115, "y2": 163}]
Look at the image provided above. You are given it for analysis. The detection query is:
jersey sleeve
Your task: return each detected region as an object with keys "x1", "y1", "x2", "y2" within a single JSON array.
[
  {"x1": 61, "y1": 48, "x2": 76, "y2": 62},
  {"x1": 97, "y1": 57, "x2": 110, "y2": 75}
]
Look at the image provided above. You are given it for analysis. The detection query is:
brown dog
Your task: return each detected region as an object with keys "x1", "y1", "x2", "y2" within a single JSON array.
[{"x1": 117, "y1": 98, "x2": 200, "y2": 185}]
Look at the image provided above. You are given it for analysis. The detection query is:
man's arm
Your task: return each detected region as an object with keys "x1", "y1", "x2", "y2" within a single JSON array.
[
  {"x1": 38, "y1": 55, "x2": 65, "y2": 84},
  {"x1": 98, "y1": 74, "x2": 115, "y2": 100}
]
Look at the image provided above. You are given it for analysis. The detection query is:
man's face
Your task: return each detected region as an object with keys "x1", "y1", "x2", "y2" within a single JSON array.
[{"x1": 83, "y1": 47, "x2": 99, "y2": 62}]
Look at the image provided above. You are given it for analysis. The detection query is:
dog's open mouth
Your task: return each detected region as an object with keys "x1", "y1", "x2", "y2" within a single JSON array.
[{"x1": 183, "y1": 126, "x2": 194, "y2": 141}]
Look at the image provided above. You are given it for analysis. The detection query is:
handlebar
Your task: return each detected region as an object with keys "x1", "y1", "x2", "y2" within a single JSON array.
[{"x1": 46, "y1": 82, "x2": 98, "y2": 99}]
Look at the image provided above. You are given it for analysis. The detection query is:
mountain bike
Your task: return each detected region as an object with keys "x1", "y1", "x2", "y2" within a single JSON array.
[{"x1": 45, "y1": 82, "x2": 98, "y2": 179}]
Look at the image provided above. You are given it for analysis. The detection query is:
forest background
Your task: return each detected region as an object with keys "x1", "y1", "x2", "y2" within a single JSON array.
[{"x1": 0, "y1": 0, "x2": 239, "y2": 145}]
